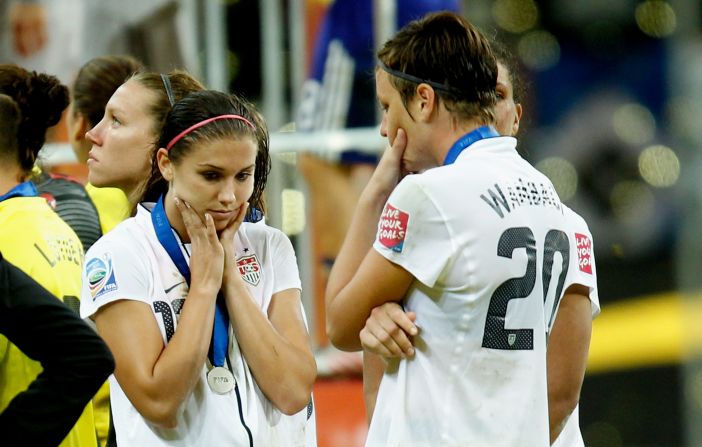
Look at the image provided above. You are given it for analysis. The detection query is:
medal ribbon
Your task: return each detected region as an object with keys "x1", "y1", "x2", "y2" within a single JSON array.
[
  {"x1": 442, "y1": 125, "x2": 500, "y2": 166},
  {"x1": 0, "y1": 181, "x2": 38, "y2": 202},
  {"x1": 151, "y1": 195, "x2": 229, "y2": 369}
]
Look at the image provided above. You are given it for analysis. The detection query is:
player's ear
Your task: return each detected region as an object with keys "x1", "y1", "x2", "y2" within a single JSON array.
[
  {"x1": 415, "y1": 83, "x2": 436, "y2": 121},
  {"x1": 156, "y1": 148, "x2": 174, "y2": 182},
  {"x1": 512, "y1": 103, "x2": 523, "y2": 135}
]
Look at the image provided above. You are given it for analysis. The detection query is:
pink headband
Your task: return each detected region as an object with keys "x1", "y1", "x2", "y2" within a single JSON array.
[{"x1": 166, "y1": 114, "x2": 256, "y2": 151}]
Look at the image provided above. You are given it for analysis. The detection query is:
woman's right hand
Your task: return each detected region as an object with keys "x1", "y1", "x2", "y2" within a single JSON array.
[
  {"x1": 175, "y1": 197, "x2": 224, "y2": 296},
  {"x1": 365, "y1": 128, "x2": 408, "y2": 203}
]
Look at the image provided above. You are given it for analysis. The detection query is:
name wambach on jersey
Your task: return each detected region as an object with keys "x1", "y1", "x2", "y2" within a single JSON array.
[{"x1": 368, "y1": 136, "x2": 574, "y2": 447}]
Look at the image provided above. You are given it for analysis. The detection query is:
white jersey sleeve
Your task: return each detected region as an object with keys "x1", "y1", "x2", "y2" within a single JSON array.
[
  {"x1": 269, "y1": 229, "x2": 302, "y2": 294},
  {"x1": 80, "y1": 225, "x2": 153, "y2": 319},
  {"x1": 564, "y1": 207, "x2": 600, "y2": 318},
  {"x1": 372, "y1": 176, "x2": 452, "y2": 287}
]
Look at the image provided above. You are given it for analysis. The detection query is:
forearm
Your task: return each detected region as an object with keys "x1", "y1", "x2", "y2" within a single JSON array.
[
  {"x1": 326, "y1": 190, "x2": 387, "y2": 301},
  {"x1": 147, "y1": 290, "x2": 217, "y2": 419},
  {"x1": 547, "y1": 288, "x2": 592, "y2": 443},
  {"x1": 101, "y1": 291, "x2": 217, "y2": 428},
  {"x1": 325, "y1": 189, "x2": 388, "y2": 349},
  {"x1": 224, "y1": 278, "x2": 315, "y2": 415}
]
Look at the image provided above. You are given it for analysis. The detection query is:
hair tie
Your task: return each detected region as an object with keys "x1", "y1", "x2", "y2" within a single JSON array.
[
  {"x1": 166, "y1": 114, "x2": 256, "y2": 151},
  {"x1": 161, "y1": 74, "x2": 175, "y2": 107}
]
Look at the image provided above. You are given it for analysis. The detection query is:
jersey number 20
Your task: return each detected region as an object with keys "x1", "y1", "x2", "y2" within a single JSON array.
[{"x1": 481, "y1": 227, "x2": 569, "y2": 350}]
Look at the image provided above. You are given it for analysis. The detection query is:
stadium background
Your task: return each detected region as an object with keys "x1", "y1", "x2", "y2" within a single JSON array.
[{"x1": 25, "y1": 0, "x2": 702, "y2": 446}]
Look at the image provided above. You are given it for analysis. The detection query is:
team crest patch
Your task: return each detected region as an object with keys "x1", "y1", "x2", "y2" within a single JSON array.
[
  {"x1": 237, "y1": 254, "x2": 261, "y2": 286},
  {"x1": 575, "y1": 233, "x2": 593, "y2": 274},
  {"x1": 86, "y1": 254, "x2": 118, "y2": 300},
  {"x1": 378, "y1": 203, "x2": 409, "y2": 253}
]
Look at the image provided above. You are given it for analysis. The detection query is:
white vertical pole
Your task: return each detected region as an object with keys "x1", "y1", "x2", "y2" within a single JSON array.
[{"x1": 204, "y1": 0, "x2": 227, "y2": 90}]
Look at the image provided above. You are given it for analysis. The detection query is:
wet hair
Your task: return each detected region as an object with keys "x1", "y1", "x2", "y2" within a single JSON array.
[
  {"x1": 377, "y1": 11, "x2": 497, "y2": 124},
  {"x1": 0, "y1": 65, "x2": 69, "y2": 174},
  {"x1": 0, "y1": 94, "x2": 21, "y2": 154},
  {"x1": 142, "y1": 90, "x2": 270, "y2": 221},
  {"x1": 491, "y1": 39, "x2": 524, "y2": 104},
  {"x1": 72, "y1": 55, "x2": 144, "y2": 127}
]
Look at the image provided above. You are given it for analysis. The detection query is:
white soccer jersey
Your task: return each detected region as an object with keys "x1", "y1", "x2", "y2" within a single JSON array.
[
  {"x1": 368, "y1": 136, "x2": 571, "y2": 447},
  {"x1": 80, "y1": 204, "x2": 315, "y2": 447},
  {"x1": 551, "y1": 205, "x2": 599, "y2": 447}
]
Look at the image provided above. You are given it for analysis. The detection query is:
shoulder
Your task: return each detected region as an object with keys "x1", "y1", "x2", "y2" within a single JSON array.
[
  {"x1": 562, "y1": 205, "x2": 590, "y2": 232},
  {"x1": 85, "y1": 217, "x2": 146, "y2": 261},
  {"x1": 0, "y1": 197, "x2": 79, "y2": 242}
]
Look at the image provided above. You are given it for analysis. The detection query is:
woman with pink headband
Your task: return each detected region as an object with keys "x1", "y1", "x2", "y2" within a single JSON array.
[{"x1": 80, "y1": 90, "x2": 317, "y2": 446}]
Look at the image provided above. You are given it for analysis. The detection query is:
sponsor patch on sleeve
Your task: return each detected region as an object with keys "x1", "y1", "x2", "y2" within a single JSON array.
[
  {"x1": 86, "y1": 253, "x2": 118, "y2": 300},
  {"x1": 378, "y1": 203, "x2": 409, "y2": 253},
  {"x1": 575, "y1": 233, "x2": 593, "y2": 274}
]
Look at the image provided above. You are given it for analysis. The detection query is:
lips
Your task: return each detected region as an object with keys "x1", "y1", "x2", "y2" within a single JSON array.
[{"x1": 208, "y1": 209, "x2": 237, "y2": 219}]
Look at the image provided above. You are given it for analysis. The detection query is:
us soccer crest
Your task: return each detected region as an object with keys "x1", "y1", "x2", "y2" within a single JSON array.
[{"x1": 236, "y1": 254, "x2": 261, "y2": 286}]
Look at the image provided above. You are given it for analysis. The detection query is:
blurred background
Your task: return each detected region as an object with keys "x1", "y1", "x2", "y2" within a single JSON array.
[{"x1": 4, "y1": 0, "x2": 702, "y2": 445}]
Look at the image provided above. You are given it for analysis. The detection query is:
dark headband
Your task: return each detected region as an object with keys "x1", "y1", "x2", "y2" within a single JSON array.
[{"x1": 379, "y1": 62, "x2": 467, "y2": 98}]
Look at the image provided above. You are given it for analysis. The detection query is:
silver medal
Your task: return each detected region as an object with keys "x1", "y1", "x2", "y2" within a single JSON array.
[{"x1": 207, "y1": 366, "x2": 235, "y2": 394}]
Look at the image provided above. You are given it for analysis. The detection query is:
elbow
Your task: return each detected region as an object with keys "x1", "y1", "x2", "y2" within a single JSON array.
[
  {"x1": 274, "y1": 359, "x2": 317, "y2": 416},
  {"x1": 140, "y1": 401, "x2": 180, "y2": 429},
  {"x1": 549, "y1": 387, "x2": 580, "y2": 422},
  {"x1": 278, "y1": 393, "x2": 313, "y2": 416},
  {"x1": 326, "y1": 315, "x2": 361, "y2": 352},
  {"x1": 276, "y1": 382, "x2": 315, "y2": 416}
]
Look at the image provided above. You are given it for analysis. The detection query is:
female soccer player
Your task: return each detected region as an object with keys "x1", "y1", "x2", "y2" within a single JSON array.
[
  {"x1": 85, "y1": 70, "x2": 204, "y2": 209},
  {"x1": 80, "y1": 90, "x2": 317, "y2": 446}
]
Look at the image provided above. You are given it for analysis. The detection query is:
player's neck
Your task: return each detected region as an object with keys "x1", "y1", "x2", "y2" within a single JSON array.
[
  {"x1": 0, "y1": 160, "x2": 26, "y2": 196},
  {"x1": 433, "y1": 117, "x2": 486, "y2": 165}
]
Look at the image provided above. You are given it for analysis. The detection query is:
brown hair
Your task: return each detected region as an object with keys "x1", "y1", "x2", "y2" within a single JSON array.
[
  {"x1": 491, "y1": 38, "x2": 525, "y2": 104},
  {"x1": 142, "y1": 90, "x2": 270, "y2": 221},
  {"x1": 129, "y1": 70, "x2": 205, "y2": 142},
  {"x1": 0, "y1": 94, "x2": 21, "y2": 154},
  {"x1": 0, "y1": 65, "x2": 68, "y2": 174},
  {"x1": 377, "y1": 11, "x2": 497, "y2": 124},
  {"x1": 72, "y1": 55, "x2": 144, "y2": 126},
  {"x1": 128, "y1": 70, "x2": 205, "y2": 204}
]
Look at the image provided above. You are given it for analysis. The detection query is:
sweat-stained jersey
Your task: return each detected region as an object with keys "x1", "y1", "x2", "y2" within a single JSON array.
[
  {"x1": 80, "y1": 204, "x2": 315, "y2": 447},
  {"x1": 0, "y1": 193, "x2": 97, "y2": 447},
  {"x1": 551, "y1": 205, "x2": 600, "y2": 447},
  {"x1": 368, "y1": 136, "x2": 568, "y2": 447}
]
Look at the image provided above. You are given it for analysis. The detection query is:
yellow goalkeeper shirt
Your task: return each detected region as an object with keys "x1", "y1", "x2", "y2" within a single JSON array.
[
  {"x1": 85, "y1": 183, "x2": 130, "y2": 234},
  {"x1": 0, "y1": 183, "x2": 97, "y2": 447}
]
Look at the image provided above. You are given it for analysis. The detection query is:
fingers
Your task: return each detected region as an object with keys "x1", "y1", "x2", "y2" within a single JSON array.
[
  {"x1": 391, "y1": 128, "x2": 407, "y2": 155},
  {"x1": 361, "y1": 303, "x2": 418, "y2": 358},
  {"x1": 220, "y1": 203, "x2": 249, "y2": 243},
  {"x1": 174, "y1": 197, "x2": 202, "y2": 239},
  {"x1": 175, "y1": 197, "x2": 219, "y2": 246}
]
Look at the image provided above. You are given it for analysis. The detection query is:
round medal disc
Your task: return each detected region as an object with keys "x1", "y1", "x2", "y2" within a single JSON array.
[{"x1": 207, "y1": 366, "x2": 235, "y2": 394}]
